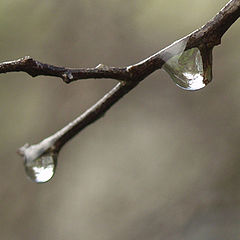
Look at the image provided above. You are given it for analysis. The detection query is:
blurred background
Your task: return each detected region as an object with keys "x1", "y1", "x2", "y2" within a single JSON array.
[{"x1": 0, "y1": 0, "x2": 239, "y2": 239}]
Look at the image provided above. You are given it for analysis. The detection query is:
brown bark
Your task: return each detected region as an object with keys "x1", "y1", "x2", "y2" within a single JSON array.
[{"x1": 2, "y1": 0, "x2": 238, "y2": 157}]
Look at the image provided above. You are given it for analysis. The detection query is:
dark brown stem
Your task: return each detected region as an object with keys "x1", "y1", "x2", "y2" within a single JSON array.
[
  {"x1": 1, "y1": 1, "x2": 239, "y2": 86},
  {"x1": 3, "y1": 0, "x2": 238, "y2": 158},
  {"x1": 54, "y1": 81, "x2": 139, "y2": 151},
  {"x1": 18, "y1": 81, "x2": 139, "y2": 159},
  {"x1": 0, "y1": 57, "x2": 131, "y2": 83},
  {"x1": 185, "y1": 0, "x2": 240, "y2": 49}
]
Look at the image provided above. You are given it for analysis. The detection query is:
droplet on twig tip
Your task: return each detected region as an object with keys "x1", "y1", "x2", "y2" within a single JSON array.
[
  {"x1": 24, "y1": 151, "x2": 58, "y2": 183},
  {"x1": 163, "y1": 47, "x2": 212, "y2": 90}
]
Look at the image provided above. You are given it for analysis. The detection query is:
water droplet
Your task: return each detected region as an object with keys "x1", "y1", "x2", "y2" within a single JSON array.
[
  {"x1": 163, "y1": 47, "x2": 212, "y2": 90},
  {"x1": 24, "y1": 152, "x2": 58, "y2": 183}
]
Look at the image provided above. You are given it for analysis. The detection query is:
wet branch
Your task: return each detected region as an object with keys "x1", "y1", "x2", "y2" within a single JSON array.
[{"x1": 4, "y1": 0, "x2": 239, "y2": 158}]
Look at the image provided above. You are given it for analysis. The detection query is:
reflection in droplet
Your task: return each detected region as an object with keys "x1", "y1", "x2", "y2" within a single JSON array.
[
  {"x1": 163, "y1": 47, "x2": 212, "y2": 90},
  {"x1": 24, "y1": 152, "x2": 57, "y2": 183}
]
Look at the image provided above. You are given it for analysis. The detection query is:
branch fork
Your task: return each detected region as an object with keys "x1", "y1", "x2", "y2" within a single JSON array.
[{"x1": 0, "y1": 0, "x2": 239, "y2": 163}]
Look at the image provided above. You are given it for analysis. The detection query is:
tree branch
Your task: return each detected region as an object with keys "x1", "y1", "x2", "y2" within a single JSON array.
[
  {"x1": 0, "y1": 57, "x2": 132, "y2": 83},
  {"x1": 6, "y1": 0, "x2": 239, "y2": 160}
]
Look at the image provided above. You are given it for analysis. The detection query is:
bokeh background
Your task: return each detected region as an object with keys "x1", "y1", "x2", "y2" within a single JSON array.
[{"x1": 0, "y1": 0, "x2": 240, "y2": 239}]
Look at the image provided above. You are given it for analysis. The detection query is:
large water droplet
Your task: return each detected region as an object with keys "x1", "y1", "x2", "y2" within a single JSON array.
[
  {"x1": 24, "y1": 152, "x2": 57, "y2": 183},
  {"x1": 163, "y1": 47, "x2": 212, "y2": 90}
]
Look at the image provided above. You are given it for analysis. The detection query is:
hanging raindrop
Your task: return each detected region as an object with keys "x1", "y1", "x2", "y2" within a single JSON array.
[
  {"x1": 162, "y1": 47, "x2": 212, "y2": 90},
  {"x1": 24, "y1": 152, "x2": 58, "y2": 183}
]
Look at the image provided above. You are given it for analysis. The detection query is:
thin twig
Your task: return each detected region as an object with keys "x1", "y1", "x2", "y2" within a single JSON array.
[{"x1": 3, "y1": 0, "x2": 239, "y2": 158}]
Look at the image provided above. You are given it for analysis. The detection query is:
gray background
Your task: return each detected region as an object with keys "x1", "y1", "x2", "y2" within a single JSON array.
[{"x1": 0, "y1": 0, "x2": 239, "y2": 239}]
